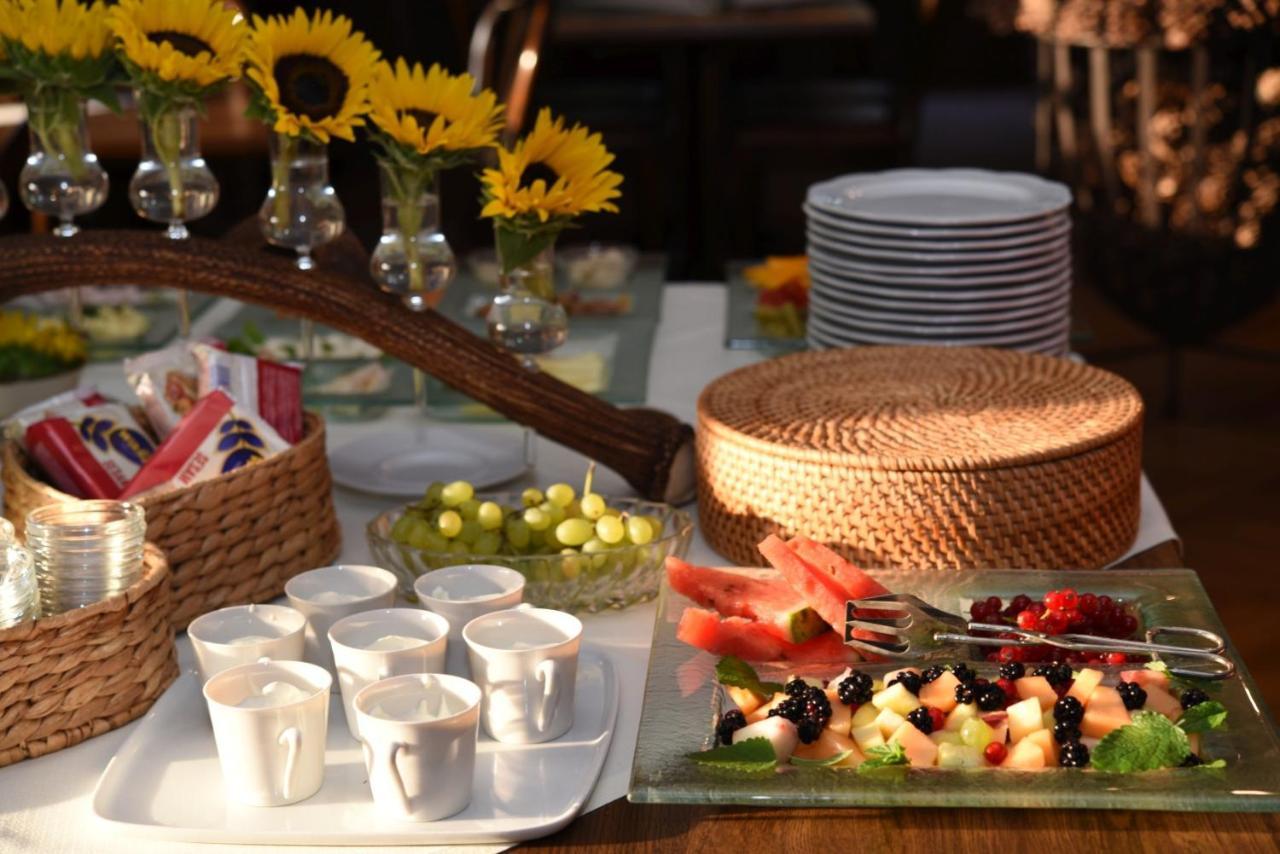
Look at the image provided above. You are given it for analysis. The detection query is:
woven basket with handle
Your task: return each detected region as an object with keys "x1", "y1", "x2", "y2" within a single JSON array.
[
  {"x1": 2, "y1": 413, "x2": 341, "y2": 629},
  {"x1": 696, "y1": 346, "x2": 1144, "y2": 569},
  {"x1": 0, "y1": 543, "x2": 177, "y2": 767}
]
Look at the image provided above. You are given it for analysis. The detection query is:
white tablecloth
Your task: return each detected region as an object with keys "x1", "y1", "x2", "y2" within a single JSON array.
[{"x1": 0, "y1": 284, "x2": 1178, "y2": 853}]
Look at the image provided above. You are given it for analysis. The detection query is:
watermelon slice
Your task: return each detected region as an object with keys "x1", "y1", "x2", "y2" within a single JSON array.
[
  {"x1": 665, "y1": 556, "x2": 829, "y2": 643},
  {"x1": 790, "y1": 537, "x2": 890, "y2": 600},
  {"x1": 676, "y1": 608, "x2": 860, "y2": 664},
  {"x1": 757, "y1": 534, "x2": 849, "y2": 629}
]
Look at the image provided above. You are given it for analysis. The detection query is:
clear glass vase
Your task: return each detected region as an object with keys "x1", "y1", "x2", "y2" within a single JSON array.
[
  {"x1": 370, "y1": 161, "x2": 456, "y2": 311},
  {"x1": 129, "y1": 102, "x2": 218, "y2": 240},
  {"x1": 258, "y1": 132, "x2": 344, "y2": 271},
  {"x1": 19, "y1": 93, "x2": 108, "y2": 237},
  {"x1": 487, "y1": 236, "x2": 568, "y2": 370}
]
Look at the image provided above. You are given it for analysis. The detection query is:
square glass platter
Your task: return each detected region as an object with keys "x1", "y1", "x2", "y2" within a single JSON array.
[
  {"x1": 724, "y1": 262, "x2": 807, "y2": 353},
  {"x1": 628, "y1": 568, "x2": 1280, "y2": 811},
  {"x1": 11, "y1": 287, "x2": 216, "y2": 360}
]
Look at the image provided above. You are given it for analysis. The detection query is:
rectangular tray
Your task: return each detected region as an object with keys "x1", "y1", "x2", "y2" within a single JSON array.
[
  {"x1": 95, "y1": 647, "x2": 618, "y2": 845},
  {"x1": 628, "y1": 568, "x2": 1280, "y2": 811},
  {"x1": 724, "y1": 262, "x2": 807, "y2": 353}
]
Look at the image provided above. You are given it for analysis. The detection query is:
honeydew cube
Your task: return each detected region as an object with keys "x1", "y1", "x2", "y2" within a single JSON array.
[
  {"x1": 1015, "y1": 676, "x2": 1059, "y2": 710},
  {"x1": 1041, "y1": 709, "x2": 1056, "y2": 731},
  {"x1": 937, "y1": 743, "x2": 985, "y2": 769},
  {"x1": 793, "y1": 729, "x2": 862, "y2": 765},
  {"x1": 824, "y1": 694, "x2": 853, "y2": 736},
  {"x1": 850, "y1": 702, "x2": 879, "y2": 729},
  {"x1": 959, "y1": 717, "x2": 995, "y2": 749},
  {"x1": 733, "y1": 716, "x2": 799, "y2": 763},
  {"x1": 944, "y1": 703, "x2": 979, "y2": 732},
  {"x1": 890, "y1": 722, "x2": 939, "y2": 768},
  {"x1": 872, "y1": 682, "x2": 921, "y2": 717},
  {"x1": 1067, "y1": 668, "x2": 1104, "y2": 704},
  {"x1": 1141, "y1": 685, "x2": 1184, "y2": 722},
  {"x1": 727, "y1": 685, "x2": 766, "y2": 716},
  {"x1": 1006, "y1": 738, "x2": 1047, "y2": 769},
  {"x1": 851, "y1": 723, "x2": 885, "y2": 753},
  {"x1": 874, "y1": 707, "x2": 907, "y2": 739},
  {"x1": 1121, "y1": 669, "x2": 1169, "y2": 690},
  {"x1": 1007, "y1": 697, "x2": 1045, "y2": 744},
  {"x1": 746, "y1": 692, "x2": 787, "y2": 723},
  {"x1": 1080, "y1": 686, "x2": 1131, "y2": 739},
  {"x1": 919, "y1": 671, "x2": 962, "y2": 714},
  {"x1": 930, "y1": 729, "x2": 966, "y2": 746},
  {"x1": 1024, "y1": 728, "x2": 1060, "y2": 765}
]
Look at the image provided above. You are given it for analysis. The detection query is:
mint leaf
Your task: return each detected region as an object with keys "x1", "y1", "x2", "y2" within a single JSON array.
[
  {"x1": 687, "y1": 736, "x2": 777, "y2": 772},
  {"x1": 857, "y1": 740, "x2": 910, "y2": 774},
  {"x1": 1196, "y1": 758, "x2": 1227, "y2": 769},
  {"x1": 1091, "y1": 711, "x2": 1191, "y2": 773},
  {"x1": 716, "y1": 656, "x2": 783, "y2": 696},
  {"x1": 791, "y1": 749, "x2": 853, "y2": 767},
  {"x1": 1177, "y1": 701, "x2": 1228, "y2": 734}
]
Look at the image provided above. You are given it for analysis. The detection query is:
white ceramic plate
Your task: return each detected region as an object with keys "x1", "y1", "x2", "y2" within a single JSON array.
[
  {"x1": 329, "y1": 427, "x2": 530, "y2": 497},
  {"x1": 807, "y1": 243, "x2": 1070, "y2": 279},
  {"x1": 807, "y1": 312, "x2": 1069, "y2": 348},
  {"x1": 93, "y1": 647, "x2": 619, "y2": 846},
  {"x1": 806, "y1": 224, "x2": 1071, "y2": 262},
  {"x1": 809, "y1": 289, "x2": 1071, "y2": 332},
  {"x1": 803, "y1": 202, "x2": 1069, "y2": 239},
  {"x1": 806, "y1": 168, "x2": 1071, "y2": 226},
  {"x1": 810, "y1": 267, "x2": 1072, "y2": 306},
  {"x1": 804, "y1": 206, "x2": 1071, "y2": 248},
  {"x1": 808, "y1": 255, "x2": 1071, "y2": 290},
  {"x1": 807, "y1": 326, "x2": 1070, "y2": 356}
]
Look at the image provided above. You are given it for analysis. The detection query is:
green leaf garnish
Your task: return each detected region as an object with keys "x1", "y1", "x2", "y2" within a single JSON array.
[
  {"x1": 791, "y1": 750, "x2": 853, "y2": 767},
  {"x1": 687, "y1": 736, "x2": 777, "y2": 773},
  {"x1": 716, "y1": 656, "x2": 783, "y2": 696},
  {"x1": 857, "y1": 740, "x2": 910, "y2": 774},
  {"x1": 1145, "y1": 659, "x2": 1222, "y2": 696},
  {"x1": 1090, "y1": 711, "x2": 1191, "y2": 773},
  {"x1": 1196, "y1": 758, "x2": 1227, "y2": 769},
  {"x1": 1177, "y1": 701, "x2": 1228, "y2": 734}
]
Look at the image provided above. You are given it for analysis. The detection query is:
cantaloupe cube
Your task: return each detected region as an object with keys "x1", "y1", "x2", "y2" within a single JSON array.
[
  {"x1": 1080, "y1": 686, "x2": 1131, "y2": 739},
  {"x1": 1067, "y1": 668, "x2": 1104, "y2": 704},
  {"x1": 1187, "y1": 733, "x2": 1201, "y2": 755},
  {"x1": 890, "y1": 722, "x2": 939, "y2": 767},
  {"x1": 793, "y1": 729, "x2": 863, "y2": 766},
  {"x1": 727, "y1": 685, "x2": 766, "y2": 716},
  {"x1": 1015, "y1": 676, "x2": 1059, "y2": 709},
  {"x1": 851, "y1": 723, "x2": 885, "y2": 753},
  {"x1": 1121, "y1": 669, "x2": 1169, "y2": 690},
  {"x1": 875, "y1": 707, "x2": 907, "y2": 739},
  {"x1": 1006, "y1": 738, "x2": 1047, "y2": 769},
  {"x1": 850, "y1": 702, "x2": 879, "y2": 729},
  {"x1": 945, "y1": 702, "x2": 979, "y2": 732},
  {"x1": 824, "y1": 689, "x2": 853, "y2": 735},
  {"x1": 872, "y1": 682, "x2": 921, "y2": 716},
  {"x1": 919, "y1": 671, "x2": 962, "y2": 713},
  {"x1": 1141, "y1": 685, "x2": 1183, "y2": 722},
  {"x1": 746, "y1": 692, "x2": 786, "y2": 723},
  {"x1": 1007, "y1": 697, "x2": 1045, "y2": 744},
  {"x1": 1024, "y1": 728, "x2": 1059, "y2": 765}
]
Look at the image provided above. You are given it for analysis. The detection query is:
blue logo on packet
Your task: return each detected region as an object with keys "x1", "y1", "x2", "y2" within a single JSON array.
[
  {"x1": 79, "y1": 416, "x2": 155, "y2": 466},
  {"x1": 217, "y1": 419, "x2": 267, "y2": 473}
]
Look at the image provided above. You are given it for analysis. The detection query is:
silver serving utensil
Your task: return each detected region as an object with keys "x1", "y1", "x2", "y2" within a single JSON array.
[{"x1": 844, "y1": 592, "x2": 1235, "y2": 680}]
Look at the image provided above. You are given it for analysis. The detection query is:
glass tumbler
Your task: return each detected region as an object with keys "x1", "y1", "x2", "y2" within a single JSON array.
[
  {"x1": 0, "y1": 542, "x2": 38, "y2": 629},
  {"x1": 26, "y1": 500, "x2": 146, "y2": 615}
]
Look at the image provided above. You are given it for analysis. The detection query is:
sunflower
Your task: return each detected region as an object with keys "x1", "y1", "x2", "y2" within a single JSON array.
[
  {"x1": 480, "y1": 108, "x2": 622, "y2": 224},
  {"x1": 0, "y1": 0, "x2": 113, "y2": 65},
  {"x1": 109, "y1": 0, "x2": 246, "y2": 92},
  {"x1": 369, "y1": 58, "x2": 502, "y2": 162},
  {"x1": 244, "y1": 8, "x2": 379, "y2": 143}
]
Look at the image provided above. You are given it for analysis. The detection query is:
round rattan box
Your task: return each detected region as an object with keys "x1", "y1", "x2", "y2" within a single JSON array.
[{"x1": 696, "y1": 346, "x2": 1144, "y2": 569}]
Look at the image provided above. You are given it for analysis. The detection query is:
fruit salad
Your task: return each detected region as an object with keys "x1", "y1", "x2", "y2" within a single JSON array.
[{"x1": 693, "y1": 657, "x2": 1228, "y2": 774}]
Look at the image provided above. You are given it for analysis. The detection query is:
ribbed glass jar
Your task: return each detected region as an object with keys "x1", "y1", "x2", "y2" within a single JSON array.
[
  {"x1": 0, "y1": 541, "x2": 38, "y2": 628},
  {"x1": 26, "y1": 500, "x2": 146, "y2": 615}
]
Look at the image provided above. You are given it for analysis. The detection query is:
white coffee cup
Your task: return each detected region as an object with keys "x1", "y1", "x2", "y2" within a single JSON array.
[
  {"x1": 354, "y1": 673, "x2": 481, "y2": 822},
  {"x1": 462, "y1": 606, "x2": 582, "y2": 744},
  {"x1": 413, "y1": 565, "x2": 524, "y2": 677},
  {"x1": 203, "y1": 659, "x2": 332, "y2": 807},
  {"x1": 188, "y1": 603, "x2": 307, "y2": 685},
  {"x1": 328, "y1": 608, "x2": 450, "y2": 740},
  {"x1": 285, "y1": 565, "x2": 398, "y2": 675}
]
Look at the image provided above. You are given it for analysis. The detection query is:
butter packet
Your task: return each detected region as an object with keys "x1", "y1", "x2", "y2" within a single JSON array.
[{"x1": 124, "y1": 344, "x2": 199, "y2": 440}]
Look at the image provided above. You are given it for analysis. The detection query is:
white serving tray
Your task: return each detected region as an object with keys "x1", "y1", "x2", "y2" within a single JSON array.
[{"x1": 93, "y1": 647, "x2": 618, "y2": 846}]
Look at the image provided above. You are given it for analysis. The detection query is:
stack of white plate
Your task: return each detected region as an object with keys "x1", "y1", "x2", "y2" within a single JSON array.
[{"x1": 804, "y1": 168, "x2": 1074, "y2": 355}]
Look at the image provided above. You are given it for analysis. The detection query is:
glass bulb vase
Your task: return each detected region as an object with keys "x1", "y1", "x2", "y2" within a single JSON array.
[
  {"x1": 370, "y1": 161, "x2": 456, "y2": 312},
  {"x1": 487, "y1": 236, "x2": 568, "y2": 371}
]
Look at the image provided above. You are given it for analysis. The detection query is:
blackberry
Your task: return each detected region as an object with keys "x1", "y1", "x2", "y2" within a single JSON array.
[
  {"x1": 1052, "y1": 721, "x2": 1082, "y2": 744},
  {"x1": 975, "y1": 683, "x2": 1007, "y2": 711},
  {"x1": 768, "y1": 697, "x2": 806, "y2": 725},
  {"x1": 796, "y1": 718, "x2": 821, "y2": 744},
  {"x1": 1053, "y1": 695, "x2": 1084, "y2": 725},
  {"x1": 906, "y1": 706, "x2": 935, "y2": 734},
  {"x1": 1181, "y1": 688, "x2": 1211, "y2": 709},
  {"x1": 1180, "y1": 753, "x2": 1204, "y2": 767},
  {"x1": 920, "y1": 664, "x2": 947, "y2": 684},
  {"x1": 783, "y1": 677, "x2": 810, "y2": 697},
  {"x1": 1034, "y1": 662, "x2": 1073, "y2": 687},
  {"x1": 836, "y1": 671, "x2": 873, "y2": 706},
  {"x1": 955, "y1": 682, "x2": 976, "y2": 705},
  {"x1": 1116, "y1": 680, "x2": 1147, "y2": 711},
  {"x1": 950, "y1": 663, "x2": 977, "y2": 685},
  {"x1": 716, "y1": 710, "x2": 746, "y2": 745},
  {"x1": 888, "y1": 670, "x2": 922, "y2": 695},
  {"x1": 998, "y1": 661, "x2": 1026, "y2": 681},
  {"x1": 1059, "y1": 741, "x2": 1090, "y2": 768},
  {"x1": 802, "y1": 690, "x2": 832, "y2": 726}
]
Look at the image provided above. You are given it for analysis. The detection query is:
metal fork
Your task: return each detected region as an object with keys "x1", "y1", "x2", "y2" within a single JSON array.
[{"x1": 844, "y1": 592, "x2": 1236, "y2": 680}]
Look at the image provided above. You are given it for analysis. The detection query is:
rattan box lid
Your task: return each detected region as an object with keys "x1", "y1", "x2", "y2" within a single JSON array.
[{"x1": 697, "y1": 347, "x2": 1143, "y2": 472}]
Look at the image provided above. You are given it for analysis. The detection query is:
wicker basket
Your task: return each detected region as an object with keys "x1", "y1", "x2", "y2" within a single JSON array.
[
  {"x1": 2, "y1": 413, "x2": 341, "y2": 628},
  {"x1": 696, "y1": 346, "x2": 1144, "y2": 569},
  {"x1": 0, "y1": 543, "x2": 177, "y2": 767}
]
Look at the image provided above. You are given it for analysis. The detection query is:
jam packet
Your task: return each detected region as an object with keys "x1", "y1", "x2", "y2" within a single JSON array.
[
  {"x1": 25, "y1": 401, "x2": 157, "y2": 499},
  {"x1": 121, "y1": 390, "x2": 288, "y2": 499},
  {"x1": 192, "y1": 344, "x2": 302, "y2": 444},
  {"x1": 124, "y1": 344, "x2": 200, "y2": 440}
]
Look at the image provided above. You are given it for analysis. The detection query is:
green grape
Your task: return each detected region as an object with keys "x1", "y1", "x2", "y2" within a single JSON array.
[
  {"x1": 543, "y1": 527, "x2": 565, "y2": 551},
  {"x1": 390, "y1": 515, "x2": 418, "y2": 544},
  {"x1": 565, "y1": 499, "x2": 582, "y2": 519},
  {"x1": 626, "y1": 515, "x2": 654, "y2": 545},
  {"x1": 424, "y1": 481, "x2": 445, "y2": 504},
  {"x1": 421, "y1": 531, "x2": 449, "y2": 552},
  {"x1": 437, "y1": 510, "x2": 463, "y2": 538},
  {"x1": 521, "y1": 487, "x2": 544, "y2": 508},
  {"x1": 556, "y1": 518, "x2": 594, "y2": 547},
  {"x1": 505, "y1": 518, "x2": 531, "y2": 549},
  {"x1": 441, "y1": 480, "x2": 474, "y2": 507},
  {"x1": 458, "y1": 499, "x2": 481, "y2": 522},
  {"x1": 580, "y1": 493, "x2": 606, "y2": 520},
  {"x1": 558, "y1": 548, "x2": 582, "y2": 579},
  {"x1": 540, "y1": 501, "x2": 565, "y2": 527},
  {"x1": 405, "y1": 518, "x2": 434, "y2": 549},
  {"x1": 458, "y1": 520, "x2": 482, "y2": 545},
  {"x1": 643, "y1": 515, "x2": 665, "y2": 538},
  {"x1": 545, "y1": 483, "x2": 575, "y2": 508},
  {"x1": 445, "y1": 539, "x2": 470, "y2": 555},
  {"x1": 477, "y1": 501, "x2": 504, "y2": 531},
  {"x1": 472, "y1": 531, "x2": 502, "y2": 556},
  {"x1": 581, "y1": 537, "x2": 610, "y2": 569},
  {"x1": 524, "y1": 506, "x2": 551, "y2": 531},
  {"x1": 595, "y1": 515, "x2": 625, "y2": 545}
]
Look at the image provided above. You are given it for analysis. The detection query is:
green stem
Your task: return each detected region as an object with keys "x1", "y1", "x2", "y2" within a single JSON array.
[
  {"x1": 271, "y1": 133, "x2": 297, "y2": 226},
  {"x1": 149, "y1": 106, "x2": 185, "y2": 221},
  {"x1": 29, "y1": 88, "x2": 88, "y2": 181}
]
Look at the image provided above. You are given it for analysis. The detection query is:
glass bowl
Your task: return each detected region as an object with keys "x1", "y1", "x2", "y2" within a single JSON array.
[
  {"x1": 366, "y1": 494, "x2": 693, "y2": 613},
  {"x1": 558, "y1": 243, "x2": 639, "y2": 290}
]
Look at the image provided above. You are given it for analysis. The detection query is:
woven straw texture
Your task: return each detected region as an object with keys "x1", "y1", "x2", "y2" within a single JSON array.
[
  {"x1": 696, "y1": 346, "x2": 1144, "y2": 569},
  {"x1": 0, "y1": 544, "x2": 177, "y2": 767},
  {"x1": 2, "y1": 413, "x2": 341, "y2": 629}
]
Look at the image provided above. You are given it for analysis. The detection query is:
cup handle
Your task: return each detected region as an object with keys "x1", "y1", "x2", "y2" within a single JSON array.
[
  {"x1": 277, "y1": 727, "x2": 301, "y2": 801},
  {"x1": 535, "y1": 659, "x2": 559, "y2": 732},
  {"x1": 376, "y1": 741, "x2": 411, "y2": 816}
]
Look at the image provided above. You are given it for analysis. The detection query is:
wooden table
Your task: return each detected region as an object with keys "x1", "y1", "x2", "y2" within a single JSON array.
[{"x1": 532, "y1": 538, "x2": 1280, "y2": 850}]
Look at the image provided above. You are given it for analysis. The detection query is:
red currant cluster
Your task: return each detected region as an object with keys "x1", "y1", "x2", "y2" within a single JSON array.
[{"x1": 968, "y1": 588, "x2": 1140, "y2": 664}]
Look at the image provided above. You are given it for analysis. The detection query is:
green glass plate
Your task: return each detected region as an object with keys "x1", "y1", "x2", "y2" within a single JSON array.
[
  {"x1": 628, "y1": 568, "x2": 1280, "y2": 811},
  {"x1": 724, "y1": 263, "x2": 808, "y2": 353},
  {"x1": 21, "y1": 289, "x2": 215, "y2": 361}
]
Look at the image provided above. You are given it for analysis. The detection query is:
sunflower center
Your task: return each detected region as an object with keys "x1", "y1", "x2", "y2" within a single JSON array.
[
  {"x1": 273, "y1": 54, "x2": 349, "y2": 121},
  {"x1": 403, "y1": 109, "x2": 439, "y2": 130},
  {"x1": 522, "y1": 162, "x2": 560, "y2": 189},
  {"x1": 146, "y1": 30, "x2": 213, "y2": 57}
]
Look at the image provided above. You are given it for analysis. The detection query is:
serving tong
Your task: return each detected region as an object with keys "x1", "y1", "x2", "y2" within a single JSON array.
[{"x1": 844, "y1": 593, "x2": 1235, "y2": 680}]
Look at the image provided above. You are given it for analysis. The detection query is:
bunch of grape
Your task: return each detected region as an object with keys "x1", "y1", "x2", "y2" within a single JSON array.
[{"x1": 388, "y1": 479, "x2": 665, "y2": 566}]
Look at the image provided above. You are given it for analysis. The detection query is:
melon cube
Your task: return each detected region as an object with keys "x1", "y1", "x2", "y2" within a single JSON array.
[
  {"x1": 1015, "y1": 676, "x2": 1059, "y2": 710},
  {"x1": 919, "y1": 671, "x2": 962, "y2": 713},
  {"x1": 850, "y1": 723, "x2": 885, "y2": 753},
  {"x1": 1121, "y1": 669, "x2": 1169, "y2": 690},
  {"x1": 1067, "y1": 669, "x2": 1104, "y2": 704},
  {"x1": 733, "y1": 716, "x2": 799, "y2": 763},
  {"x1": 930, "y1": 729, "x2": 966, "y2": 746},
  {"x1": 1007, "y1": 697, "x2": 1045, "y2": 744},
  {"x1": 1080, "y1": 686, "x2": 1131, "y2": 739},
  {"x1": 1024, "y1": 728, "x2": 1059, "y2": 765},
  {"x1": 1080, "y1": 736, "x2": 1101, "y2": 751},
  {"x1": 727, "y1": 685, "x2": 766, "y2": 716},
  {"x1": 959, "y1": 717, "x2": 995, "y2": 749},
  {"x1": 944, "y1": 702, "x2": 979, "y2": 732},
  {"x1": 1187, "y1": 733, "x2": 1201, "y2": 755},
  {"x1": 872, "y1": 681, "x2": 921, "y2": 716},
  {"x1": 825, "y1": 689, "x2": 852, "y2": 735},
  {"x1": 1006, "y1": 738, "x2": 1047, "y2": 769},
  {"x1": 937, "y1": 743, "x2": 985, "y2": 769},
  {"x1": 890, "y1": 722, "x2": 939, "y2": 767},
  {"x1": 850, "y1": 702, "x2": 879, "y2": 729},
  {"x1": 980, "y1": 711, "x2": 1009, "y2": 746},
  {"x1": 1142, "y1": 685, "x2": 1184, "y2": 722},
  {"x1": 874, "y1": 707, "x2": 907, "y2": 739},
  {"x1": 746, "y1": 692, "x2": 786, "y2": 723},
  {"x1": 793, "y1": 729, "x2": 862, "y2": 766},
  {"x1": 1041, "y1": 709, "x2": 1056, "y2": 731}
]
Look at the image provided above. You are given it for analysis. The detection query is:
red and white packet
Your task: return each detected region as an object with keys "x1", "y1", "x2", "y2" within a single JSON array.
[
  {"x1": 192, "y1": 344, "x2": 302, "y2": 444},
  {"x1": 25, "y1": 401, "x2": 157, "y2": 499}
]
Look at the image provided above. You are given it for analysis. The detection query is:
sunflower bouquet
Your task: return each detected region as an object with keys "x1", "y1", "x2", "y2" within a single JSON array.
[{"x1": 481, "y1": 108, "x2": 623, "y2": 301}]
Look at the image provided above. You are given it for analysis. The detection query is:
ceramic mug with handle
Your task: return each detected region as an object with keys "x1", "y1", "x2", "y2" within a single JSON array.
[
  {"x1": 188, "y1": 603, "x2": 307, "y2": 685},
  {"x1": 285, "y1": 565, "x2": 398, "y2": 676},
  {"x1": 413, "y1": 564, "x2": 525, "y2": 678}
]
